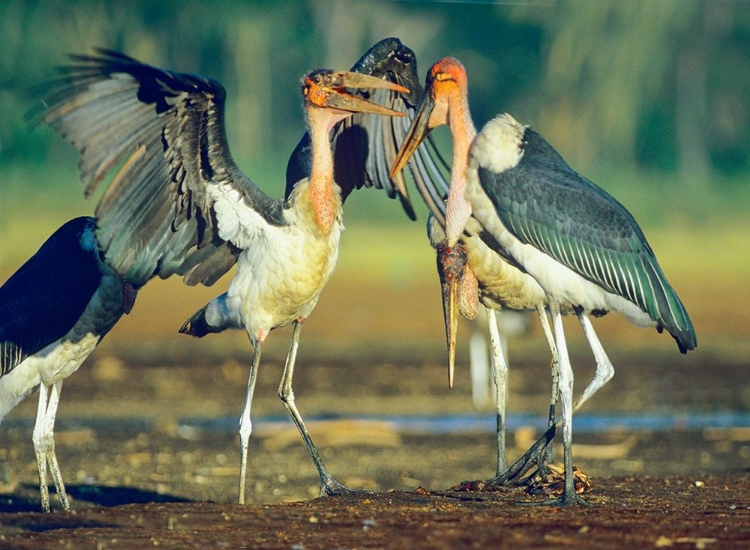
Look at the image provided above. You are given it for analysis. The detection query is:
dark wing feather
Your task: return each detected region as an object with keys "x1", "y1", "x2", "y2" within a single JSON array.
[
  {"x1": 285, "y1": 38, "x2": 449, "y2": 220},
  {"x1": 479, "y1": 129, "x2": 696, "y2": 352},
  {"x1": 30, "y1": 49, "x2": 284, "y2": 288},
  {"x1": 0, "y1": 217, "x2": 103, "y2": 377}
]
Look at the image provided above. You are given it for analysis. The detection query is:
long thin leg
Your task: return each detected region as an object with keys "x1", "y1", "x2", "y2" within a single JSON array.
[
  {"x1": 536, "y1": 304, "x2": 559, "y2": 469},
  {"x1": 238, "y1": 338, "x2": 263, "y2": 505},
  {"x1": 43, "y1": 381, "x2": 69, "y2": 511},
  {"x1": 574, "y1": 312, "x2": 615, "y2": 412},
  {"x1": 278, "y1": 320, "x2": 356, "y2": 496},
  {"x1": 33, "y1": 383, "x2": 51, "y2": 513},
  {"x1": 485, "y1": 307, "x2": 509, "y2": 476},
  {"x1": 482, "y1": 306, "x2": 559, "y2": 488},
  {"x1": 469, "y1": 329, "x2": 491, "y2": 409},
  {"x1": 31, "y1": 381, "x2": 70, "y2": 512},
  {"x1": 527, "y1": 301, "x2": 589, "y2": 506}
]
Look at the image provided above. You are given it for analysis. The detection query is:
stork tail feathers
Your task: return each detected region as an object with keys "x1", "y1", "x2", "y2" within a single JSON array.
[
  {"x1": 179, "y1": 305, "x2": 216, "y2": 338},
  {"x1": 646, "y1": 263, "x2": 696, "y2": 354},
  {"x1": 179, "y1": 293, "x2": 240, "y2": 338}
]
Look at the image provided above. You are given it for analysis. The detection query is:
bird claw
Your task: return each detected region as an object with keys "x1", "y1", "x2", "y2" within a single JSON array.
[
  {"x1": 462, "y1": 452, "x2": 549, "y2": 491},
  {"x1": 451, "y1": 461, "x2": 591, "y2": 502},
  {"x1": 516, "y1": 463, "x2": 593, "y2": 506},
  {"x1": 320, "y1": 478, "x2": 370, "y2": 497},
  {"x1": 450, "y1": 458, "x2": 541, "y2": 492}
]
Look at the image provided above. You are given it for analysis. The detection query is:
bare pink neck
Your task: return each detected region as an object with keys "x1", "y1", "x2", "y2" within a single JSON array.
[
  {"x1": 445, "y1": 98, "x2": 476, "y2": 245},
  {"x1": 307, "y1": 108, "x2": 346, "y2": 234}
]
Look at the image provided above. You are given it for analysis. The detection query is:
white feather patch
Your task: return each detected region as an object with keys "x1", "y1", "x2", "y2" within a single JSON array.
[
  {"x1": 210, "y1": 183, "x2": 269, "y2": 248},
  {"x1": 470, "y1": 114, "x2": 526, "y2": 176}
]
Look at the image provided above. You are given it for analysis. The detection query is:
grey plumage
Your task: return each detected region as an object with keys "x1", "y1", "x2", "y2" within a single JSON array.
[{"x1": 478, "y1": 128, "x2": 696, "y2": 353}]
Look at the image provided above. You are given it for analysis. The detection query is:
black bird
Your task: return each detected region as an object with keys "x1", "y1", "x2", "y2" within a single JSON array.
[{"x1": 0, "y1": 217, "x2": 136, "y2": 512}]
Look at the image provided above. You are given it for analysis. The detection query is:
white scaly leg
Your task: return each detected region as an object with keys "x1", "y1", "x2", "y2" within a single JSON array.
[
  {"x1": 33, "y1": 383, "x2": 51, "y2": 513},
  {"x1": 43, "y1": 381, "x2": 70, "y2": 511},
  {"x1": 537, "y1": 301, "x2": 589, "y2": 506},
  {"x1": 574, "y1": 312, "x2": 615, "y2": 412},
  {"x1": 536, "y1": 304, "x2": 559, "y2": 468},
  {"x1": 238, "y1": 338, "x2": 263, "y2": 505},
  {"x1": 485, "y1": 307, "x2": 509, "y2": 476},
  {"x1": 485, "y1": 306, "x2": 560, "y2": 487},
  {"x1": 278, "y1": 320, "x2": 357, "y2": 496}
]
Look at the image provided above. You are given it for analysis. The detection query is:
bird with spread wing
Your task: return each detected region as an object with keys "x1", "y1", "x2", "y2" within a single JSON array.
[{"x1": 30, "y1": 38, "x2": 447, "y2": 504}]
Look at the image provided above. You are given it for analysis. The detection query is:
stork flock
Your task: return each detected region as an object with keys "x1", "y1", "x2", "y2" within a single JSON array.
[{"x1": 1, "y1": 38, "x2": 695, "y2": 512}]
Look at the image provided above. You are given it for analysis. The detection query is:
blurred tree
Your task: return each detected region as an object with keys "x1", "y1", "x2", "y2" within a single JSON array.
[
  {"x1": 1, "y1": 0, "x2": 747, "y2": 196},
  {"x1": 509, "y1": 0, "x2": 749, "y2": 185},
  {"x1": 509, "y1": 1, "x2": 695, "y2": 168}
]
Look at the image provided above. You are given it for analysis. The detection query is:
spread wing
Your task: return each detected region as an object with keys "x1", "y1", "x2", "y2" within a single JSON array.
[
  {"x1": 285, "y1": 37, "x2": 449, "y2": 220},
  {"x1": 30, "y1": 49, "x2": 286, "y2": 288}
]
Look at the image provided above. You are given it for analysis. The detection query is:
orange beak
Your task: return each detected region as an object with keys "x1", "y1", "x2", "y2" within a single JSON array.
[{"x1": 313, "y1": 70, "x2": 409, "y2": 117}]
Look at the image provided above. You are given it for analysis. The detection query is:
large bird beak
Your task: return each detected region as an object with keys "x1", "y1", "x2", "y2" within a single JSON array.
[
  {"x1": 389, "y1": 91, "x2": 435, "y2": 179},
  {"x1": 436, "y1": 241, "x2": 467, "y2": 389},
  {"x1": 322, "y1": 71, "x2": 409, "y2": 117}
]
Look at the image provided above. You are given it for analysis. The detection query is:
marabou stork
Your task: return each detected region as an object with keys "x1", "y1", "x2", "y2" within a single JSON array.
[
  {"x1": 425, "y1": 216, "x2": 561, "y2": 481},
  {"x1": 32, "y1": 39, "x2": 445, "y2": 503},
  {"x1": 0, "y1": 216, "x2": 137, "y2": 512},
  {"x1": 394, "y1": 104, "x2": 563, "y2": 484},
  {"x1": 391, "y1": 57, "x2": 696, "y2": 505}
]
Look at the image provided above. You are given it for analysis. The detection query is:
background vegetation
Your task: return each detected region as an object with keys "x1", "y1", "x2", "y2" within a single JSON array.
[{"x1": 1, "y1": 0, "x2": 748, "y2": 354}]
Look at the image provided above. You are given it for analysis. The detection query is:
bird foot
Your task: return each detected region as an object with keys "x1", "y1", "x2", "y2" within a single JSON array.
[
  {"x1": 319, "y1": 478, "x2": 370, "y2": 497},
  {"x1": 450, "y1": 479, "x2": 493, "y2": 492},
  {"x1": 449, "y1": 465, "x2": 534, "y2": 492},
  {"x1": 450, "y1": 458, "x2": 544, "y2": 492}
]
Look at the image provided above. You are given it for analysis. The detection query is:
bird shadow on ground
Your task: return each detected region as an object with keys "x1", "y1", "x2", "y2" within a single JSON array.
[
  {"x1": 67, "y1": 483, "x2": 192, "y2": 507},
  {"x1": 0, "y1": 483, "x2": 190, "y2": 515}
]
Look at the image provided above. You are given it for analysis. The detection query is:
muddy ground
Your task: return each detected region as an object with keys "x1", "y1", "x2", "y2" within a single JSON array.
[
  {"x1": 0, "y1": 264, "x2": 749, "y2": 548},
  {"x1": 1, "y1": 343, "x2": 749, "y2": 548}
]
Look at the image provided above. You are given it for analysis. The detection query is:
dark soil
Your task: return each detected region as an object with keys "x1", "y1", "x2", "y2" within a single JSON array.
[{"x1": 1, "y1": 474, "x2": 748, "y2": 549}]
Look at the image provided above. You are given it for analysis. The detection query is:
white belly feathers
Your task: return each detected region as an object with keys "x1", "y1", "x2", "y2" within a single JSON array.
[{"x1": 228, "y1": 207, "x2": 343, "y2": 339}]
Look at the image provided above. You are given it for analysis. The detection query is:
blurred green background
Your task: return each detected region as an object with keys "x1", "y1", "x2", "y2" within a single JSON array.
[{"x1": 1, "y1": 0, "x2": 748, "y2": 355}]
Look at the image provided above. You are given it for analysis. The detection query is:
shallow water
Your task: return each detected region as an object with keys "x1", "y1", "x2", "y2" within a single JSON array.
[{"x1": 7, "y1": 410, "x2": 750, "y2": 435}]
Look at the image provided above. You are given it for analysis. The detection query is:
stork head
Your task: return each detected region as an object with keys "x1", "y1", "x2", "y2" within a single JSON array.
[
  {"x1": 389, "y1": 57, "x2": 468, "y2": 179},
  {"x1": 302, "y1": 69, "x2": 408, "y2": 131}
]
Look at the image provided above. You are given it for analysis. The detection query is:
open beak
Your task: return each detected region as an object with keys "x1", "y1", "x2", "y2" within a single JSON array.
[
  {"x1": 322, "y1": 71, "x2": 409, "y2": 117},
  {"x1": 436, "y1": 241, "x2": 467, "y2": 389},
  {"x1": 389, "y1": 91, "x2": 435, "y2": 179}
]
